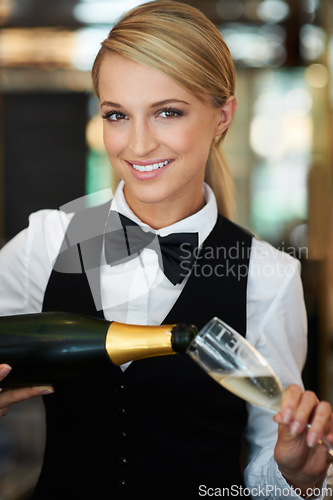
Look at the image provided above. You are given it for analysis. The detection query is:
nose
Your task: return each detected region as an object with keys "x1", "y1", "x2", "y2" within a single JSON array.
[{"x1": 128, "y1": 119, "x2": 159, "y2": 157}]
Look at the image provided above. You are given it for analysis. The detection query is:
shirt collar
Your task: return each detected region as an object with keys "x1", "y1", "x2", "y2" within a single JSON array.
[{"x1": 110, "y1": 180, "x2": 218, "y2": 247}]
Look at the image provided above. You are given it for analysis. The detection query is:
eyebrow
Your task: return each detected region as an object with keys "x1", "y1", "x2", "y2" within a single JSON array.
[
  {"x1": 101, "y1": 98, "x2": 190, "y2": 108},
  {"x1": 150, "y1": 98, "x2": 190, "y2": 107}
]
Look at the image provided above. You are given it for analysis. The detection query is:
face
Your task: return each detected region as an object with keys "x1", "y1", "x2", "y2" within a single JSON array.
[{"x1": 98, "y1": 54, "x2": 234, "y2": 225}]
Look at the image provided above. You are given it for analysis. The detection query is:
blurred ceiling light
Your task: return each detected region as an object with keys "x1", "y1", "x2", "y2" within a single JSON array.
[
  {"x1": 250, "y1": 113, "x2": 285, "y2": 158},
  {"x1": 285, "y1": 114, "x2": 313, "y2": 153},
  {"x1": 284, "y1": 88, "x2": 312, "y2": 115},
  {"x1": 73, "y1": 0, "x2": 147, "y2": 25},
  {"x1": 221, "y1": 24, "x2": 286, "y2": 67},
  {"x1": 300, "y1": 24, "x2": 325, "y2": 61},
  {"x1": 72, "y1": 27, "x2": 109, "y2": 71},
  {"x1": 216, "y1": 0, "x2": 243, "y2": 21},
  {"x1": 305, "y1": 63, "x2": 329, "y2": 88},
  {"x1": 303, "y1": 0, "x2": 319, "y2": 14},
  {"x1": 0, "y1": 0, "x2": 14, "y2": 24},
  {"x1": 290, "y1": 224, "x2": 308, "y2": 250},
  {"x1": 253, "y1": 89, "x2": 281, "y2": 115},
  {"x1": 302, "y1": 0, "x2": 319, "y2": 22},
  {"x1": 0, "y1": 28, "x2": 74, "y2": 67},
  {"x1": 250, "y1": 113, "x2": 312, "y2": 158},
  {"x1": 250, "y1": 86, "x2": 312, "y2": 159},
  {"x1": 257, "y1": 0, "x2": 290, "y2": 23},
  {"x1": 86, "y1": 115, "x2": 104, "y2": 151}
]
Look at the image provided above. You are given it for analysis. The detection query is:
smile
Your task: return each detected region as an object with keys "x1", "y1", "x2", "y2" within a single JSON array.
[{"x1": 131, "y1": 160, "x2": 170, "y2": 172}]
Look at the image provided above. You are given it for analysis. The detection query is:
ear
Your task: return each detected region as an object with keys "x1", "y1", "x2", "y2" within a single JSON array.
[{"x1": 214, "y1": 96, "x2": 237, "y2": 137}]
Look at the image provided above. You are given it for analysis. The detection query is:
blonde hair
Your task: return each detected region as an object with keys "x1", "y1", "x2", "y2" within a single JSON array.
[{"x1": 92, "y1": 0, "x2": 236, "y2": 218}]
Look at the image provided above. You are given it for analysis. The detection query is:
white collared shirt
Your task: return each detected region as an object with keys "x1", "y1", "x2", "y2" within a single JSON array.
[
  {"x1": 0, "y1": 181, "x2": 313, "y2": 498},
  {"x1": 100, "y1": 180, "x2": 216, "y2": 325}
]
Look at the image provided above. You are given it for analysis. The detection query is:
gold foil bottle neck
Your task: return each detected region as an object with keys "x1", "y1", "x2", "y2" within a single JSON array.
[{"x1": 105, "y1": 322, "x2": 176, "y2": 366}]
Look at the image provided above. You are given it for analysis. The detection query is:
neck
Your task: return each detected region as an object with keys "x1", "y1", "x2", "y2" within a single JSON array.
[{"x1": 123, "y1": 185, "x2": 205, "y2": 230}]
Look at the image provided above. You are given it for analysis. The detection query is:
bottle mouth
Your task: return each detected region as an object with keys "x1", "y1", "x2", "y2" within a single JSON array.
[{"x1": 171, "y1": 324, "x2": 198, "y2": 354}]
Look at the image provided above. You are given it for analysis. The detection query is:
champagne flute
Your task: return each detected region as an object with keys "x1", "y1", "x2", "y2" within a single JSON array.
[{"x1": 187, "y1": 317, "x2": 333, "y2": 456}]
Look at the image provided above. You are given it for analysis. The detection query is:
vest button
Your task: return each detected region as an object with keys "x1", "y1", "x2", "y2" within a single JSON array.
[
  {"x1": 115, "y1": 407, "x2": 126, "y2": 416},
  {"x1": 117, "y1": 479, "x2": 127, "y2": 489},
  {"x1": 114, "y1": 384, "x2": 126, "y2": 394},
  {"x1": 118, "y1": 456, "x2": 128, "y2": 466}
]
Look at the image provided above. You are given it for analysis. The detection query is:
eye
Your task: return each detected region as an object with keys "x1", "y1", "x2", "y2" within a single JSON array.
[
  {"x1": 102, "y1": 111, "x2": 128, "y2": 122},
  {"x1": 157, "y1": 108, "x2": 183, "y2": 119}
]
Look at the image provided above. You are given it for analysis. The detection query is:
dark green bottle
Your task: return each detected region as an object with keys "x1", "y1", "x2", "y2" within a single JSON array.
[{"x1": 0, "y1": 312, "x2": 197, "y2": 387}]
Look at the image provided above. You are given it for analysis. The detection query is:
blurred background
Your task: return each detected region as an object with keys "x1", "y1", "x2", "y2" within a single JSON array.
[{"x1": 0, "y1": 0, "x2": 332, "y2": 498}]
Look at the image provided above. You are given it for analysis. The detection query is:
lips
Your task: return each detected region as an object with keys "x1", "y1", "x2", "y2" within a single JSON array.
[
  {"x1": 125, "y1": 159, "x2": 174, "y2": 180},
  {"x1": 130, "y1": 159, "x2": 171, "y2": 172}
]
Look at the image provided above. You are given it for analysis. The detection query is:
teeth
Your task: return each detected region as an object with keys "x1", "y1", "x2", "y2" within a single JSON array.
[{"x1": 132, "y1": 160, "x2": 170, "y2": 172}]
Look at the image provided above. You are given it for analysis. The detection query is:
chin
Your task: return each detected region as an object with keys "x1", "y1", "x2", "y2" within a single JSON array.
[{"x1": 126, "y1": 182, "x2": 171, "y2": 203}]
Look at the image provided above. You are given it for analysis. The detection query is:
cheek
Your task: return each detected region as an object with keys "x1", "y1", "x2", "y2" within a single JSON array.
[
  {"x1": 103, "y1": 127, "x2": 124, "y2": 157},
  {"x1": 170, "y1": 127, "x2": 213, "y2": 161},
  {"x1": 164, "y1": 128, "x2": 198, "y2": 155}
]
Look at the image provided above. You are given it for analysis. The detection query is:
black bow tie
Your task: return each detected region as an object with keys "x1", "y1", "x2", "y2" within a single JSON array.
[{"x1": 104, "y1": 211, "x2": 198, "y2": 285}]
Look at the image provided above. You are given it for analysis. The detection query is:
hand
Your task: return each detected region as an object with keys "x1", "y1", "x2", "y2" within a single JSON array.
[
  {"x1": 0, "y1": 364, "x2": 54, "y2": 417},
  {"x1": 274, "y1": 384, "x2": 333, "y2": 494}
]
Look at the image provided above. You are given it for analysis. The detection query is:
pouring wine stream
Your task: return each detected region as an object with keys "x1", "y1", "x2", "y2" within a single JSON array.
[{"x1": 187, "y1": 317, "x2": 333, "y2": 457}]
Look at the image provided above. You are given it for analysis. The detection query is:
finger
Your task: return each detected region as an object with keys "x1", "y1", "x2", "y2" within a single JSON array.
[
  {"x1": 0, "y1": 386, "x2": 54, "y2": 409},
  {"x1": 0, "y1": 406, "x2": 10, "y2": 418},
  {"x1": 323, "y1": 432, "x2": 333, "y2": 463},
  {"x1": 307, "y1": 401, "x2": 333, "y2": 448},
  {"x1": 0, "y1": 364, "x2": 12, "y2": 381},
  {"x1": 324, "y1": 432, "x2": 333, "y2": 445},
  {"x1": 277, "y1": 384, "x2": 303, "y2": 424},
  {"x1": 290, "y1": 390, "x2": 319, "y2": 437}
]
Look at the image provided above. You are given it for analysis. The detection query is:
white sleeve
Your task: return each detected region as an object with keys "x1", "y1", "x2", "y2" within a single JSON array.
[
  {"x1": 0, "y1": 210, "x2": 71, "y2": 315},
  {"x1": 243, "y1": 239, "x2": 314, "y2": 499}
]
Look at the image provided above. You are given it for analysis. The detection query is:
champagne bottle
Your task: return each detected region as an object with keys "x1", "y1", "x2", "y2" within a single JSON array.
[{"x1": 0, "y1": 312, "x2": 197, "y2": 387}]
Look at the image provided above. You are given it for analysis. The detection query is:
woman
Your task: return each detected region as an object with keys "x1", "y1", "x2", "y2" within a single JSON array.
[{"x1": 0, "y1": 1, "x2": 332, "y2": 498}]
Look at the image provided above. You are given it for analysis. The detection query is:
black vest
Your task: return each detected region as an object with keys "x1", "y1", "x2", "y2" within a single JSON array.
[{"x1": 33, "y1": 205, "x2": 252, "y2": 500}]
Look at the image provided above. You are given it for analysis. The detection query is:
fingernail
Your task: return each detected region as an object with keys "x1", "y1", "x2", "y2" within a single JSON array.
[
  {"x1": 290, "y1": 421, "x2": 302, "y2": 436},
  {"x1": 38, "y1": 386, "x2": 54, "y2": 395},
  {"x1": 0, "y1": 365, "x2": 12, "y2": 377},
  {"x1": 307, "y1": 432, "x2": 319, "y2": 448},
  {"x1": 283, "y1": 408, "x2": 293, "y2": 424}
]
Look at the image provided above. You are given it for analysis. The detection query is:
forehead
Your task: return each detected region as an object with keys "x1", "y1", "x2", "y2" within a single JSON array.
[{"x1": 98, "y1": 54, "x2": 197, "y2": 105}]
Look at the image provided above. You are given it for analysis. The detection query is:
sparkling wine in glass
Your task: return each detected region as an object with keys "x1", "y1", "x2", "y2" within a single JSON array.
[
  {"x1": 187, "y1": 317, "x2": 283, "y2": 411},
  {"x1": 187, "y1": 317, "x2": 333, "y2": 455}
]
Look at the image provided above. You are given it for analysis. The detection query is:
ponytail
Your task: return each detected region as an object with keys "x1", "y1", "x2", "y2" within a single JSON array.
[{"x1": 205, "y1": 140, "x2": 236, "y2": 220}]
